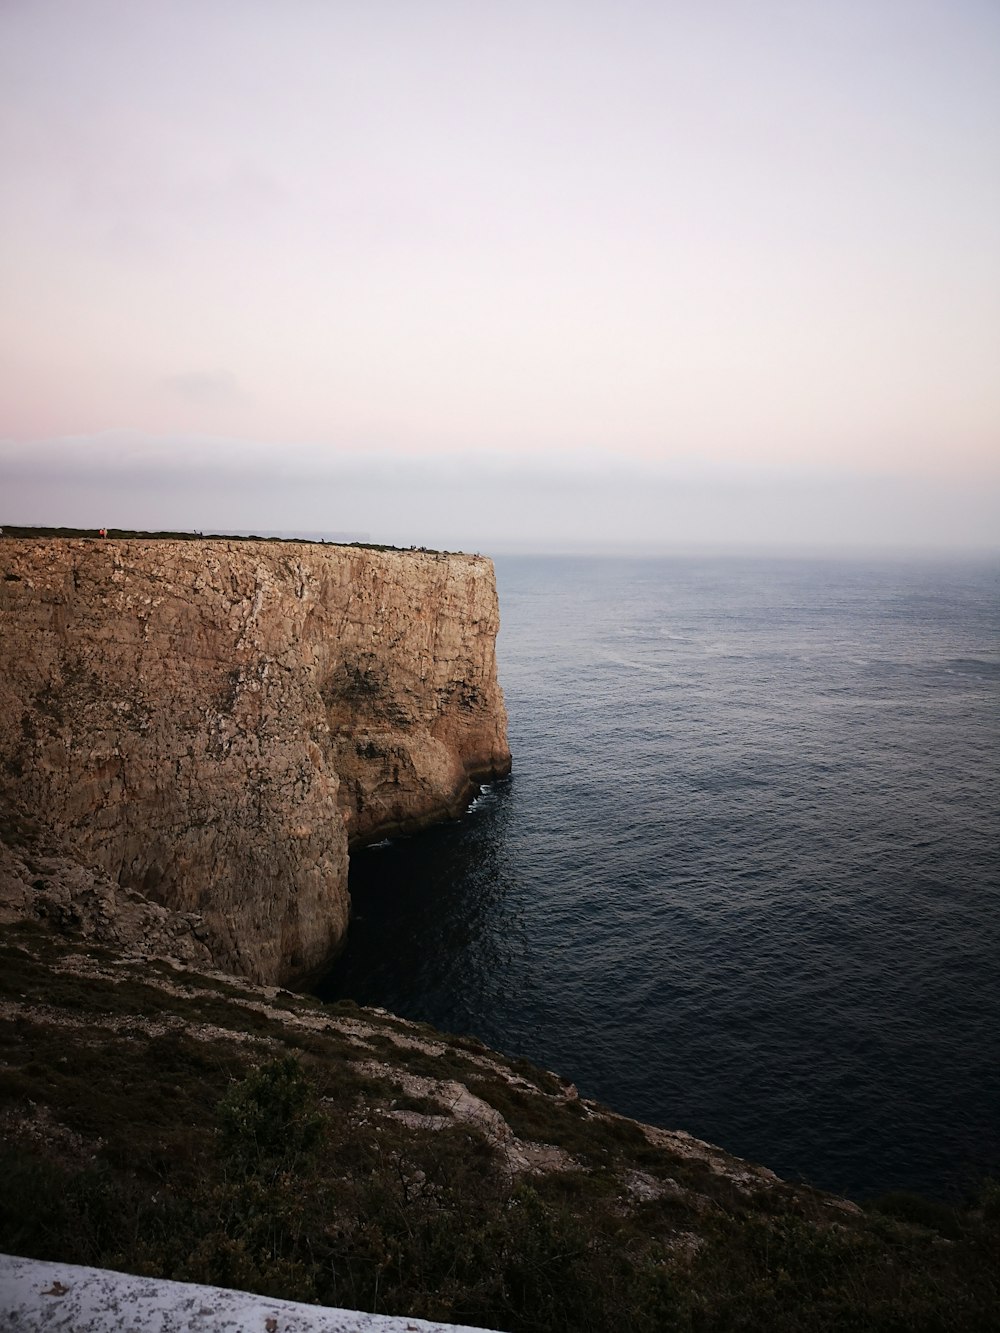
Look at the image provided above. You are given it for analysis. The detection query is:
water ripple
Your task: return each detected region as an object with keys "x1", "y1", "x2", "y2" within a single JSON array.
[{"x1": 319, "y1": 554, "x2": 1000, "y2": 1202}]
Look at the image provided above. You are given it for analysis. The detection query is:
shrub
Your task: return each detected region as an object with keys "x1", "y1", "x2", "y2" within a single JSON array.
[
  {"x1": 867, "y1": 1190, "x2": 964, "y2": 1239},
  {"x1": 217, "y1": 1057, "x2": 325, "y2": 1175}
]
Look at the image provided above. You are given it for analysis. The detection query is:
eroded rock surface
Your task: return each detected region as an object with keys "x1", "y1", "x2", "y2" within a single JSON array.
[
  {"x1": 0, "y1": 538, "x2": 510, "y2": 984},
  {"x1": 0, "y1": 800, "x2": 215, "y2": 968}
]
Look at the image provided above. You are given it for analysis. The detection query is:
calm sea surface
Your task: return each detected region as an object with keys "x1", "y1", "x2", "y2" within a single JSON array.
[{"x1": 318, "y1": 554, "x2": 1000, "y2": 1202}]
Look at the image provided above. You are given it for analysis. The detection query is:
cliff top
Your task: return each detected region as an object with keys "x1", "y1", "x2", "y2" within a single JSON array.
[{"x1": 0, "y1": 525, "x2": 477, "y2": 559}]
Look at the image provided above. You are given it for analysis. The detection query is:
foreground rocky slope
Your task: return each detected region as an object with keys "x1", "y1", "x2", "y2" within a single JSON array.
[
  {"x1": 1, "y1": 917, "x2": 996, "y2": 1332},
  {"x1": 0, "y1": 536, "x2": 510, "y2": 984}
]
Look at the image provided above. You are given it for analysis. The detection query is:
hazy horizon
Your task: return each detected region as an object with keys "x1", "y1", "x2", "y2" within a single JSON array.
[
  {"x1": 4, "y1": 439, "x2": 999, "y2": 557},
  {"x1": 2, "y1": 1, "x2": 997, "y2": 553}
]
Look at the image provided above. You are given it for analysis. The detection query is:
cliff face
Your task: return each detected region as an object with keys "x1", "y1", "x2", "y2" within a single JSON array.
[{"x1": 0, "y1": 538, "x2": 510, "y2": 984}]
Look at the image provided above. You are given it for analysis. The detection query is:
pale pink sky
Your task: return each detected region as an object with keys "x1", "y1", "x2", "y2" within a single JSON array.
[{"x1": 2, "y1": 1, "x2": 998, "y2": 548}]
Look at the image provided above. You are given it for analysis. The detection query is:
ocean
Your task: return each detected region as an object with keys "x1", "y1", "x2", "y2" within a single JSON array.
[{"x1": 317, "y1": 553, "x2": 1000, "y2": 1202}]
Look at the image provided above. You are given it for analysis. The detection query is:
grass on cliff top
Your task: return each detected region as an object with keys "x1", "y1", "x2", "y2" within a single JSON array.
[
  {"x1": 1, "y1": 929, "x2": 998, "y2": 1332},
  {"x1": 0, "y1": 524, "x2": 450, "y2": 555}
]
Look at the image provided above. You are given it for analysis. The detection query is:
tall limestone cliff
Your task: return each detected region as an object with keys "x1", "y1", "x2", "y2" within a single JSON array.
[{"x1": 0, "y1": 538, "x2": 511, "y2": 985}]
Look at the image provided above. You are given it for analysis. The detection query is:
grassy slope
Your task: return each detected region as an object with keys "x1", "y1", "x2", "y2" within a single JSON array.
[{"x1": 1, "y1": 923, "x2": 997, "y2": 1332}]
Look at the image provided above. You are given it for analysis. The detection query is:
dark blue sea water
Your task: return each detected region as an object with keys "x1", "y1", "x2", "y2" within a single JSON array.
[{"x1": 318, "y1": 554, "x2": 1000, "y2": 1202}]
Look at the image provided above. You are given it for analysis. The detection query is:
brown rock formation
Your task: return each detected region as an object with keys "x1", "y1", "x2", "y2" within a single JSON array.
[
  {"x1": 0, "y1": 538, "x2": 510, "y2": 984},
  {"x1": 0, "y1": 801, "x2": 214, "y2": 969}
]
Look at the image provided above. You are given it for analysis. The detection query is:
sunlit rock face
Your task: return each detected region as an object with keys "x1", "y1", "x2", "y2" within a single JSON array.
[{"x1": 0, "y1": 538, "x2": 510, "y2": 985}]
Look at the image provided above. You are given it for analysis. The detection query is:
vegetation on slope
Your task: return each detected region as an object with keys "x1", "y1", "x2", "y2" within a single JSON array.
[
  {"x1": 0, "y1": 525, "x2": 445, "y2": 554},
  {"x1": 1, "y1": 924, "x2": 997, "y2": 1331}
]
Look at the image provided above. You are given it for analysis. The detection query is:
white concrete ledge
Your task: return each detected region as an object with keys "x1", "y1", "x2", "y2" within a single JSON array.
[{"x1": 0, "y1": 1254, "x2": 502, "y2": 1332}]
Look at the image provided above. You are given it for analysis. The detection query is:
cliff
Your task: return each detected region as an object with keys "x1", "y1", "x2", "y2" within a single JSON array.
[{"x1": 0, "y1": 537, "x2": 510, "y2": 985}]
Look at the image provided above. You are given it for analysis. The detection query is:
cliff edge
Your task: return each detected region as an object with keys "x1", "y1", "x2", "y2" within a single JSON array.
[{"x1": 0, "y1": 537, "x2": 510, "y2": 984}]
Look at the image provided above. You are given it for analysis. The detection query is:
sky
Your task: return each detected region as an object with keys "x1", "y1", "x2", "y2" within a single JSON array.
[{"x1": 2, "y1": 0, "x2": 998, "y2": 552}]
